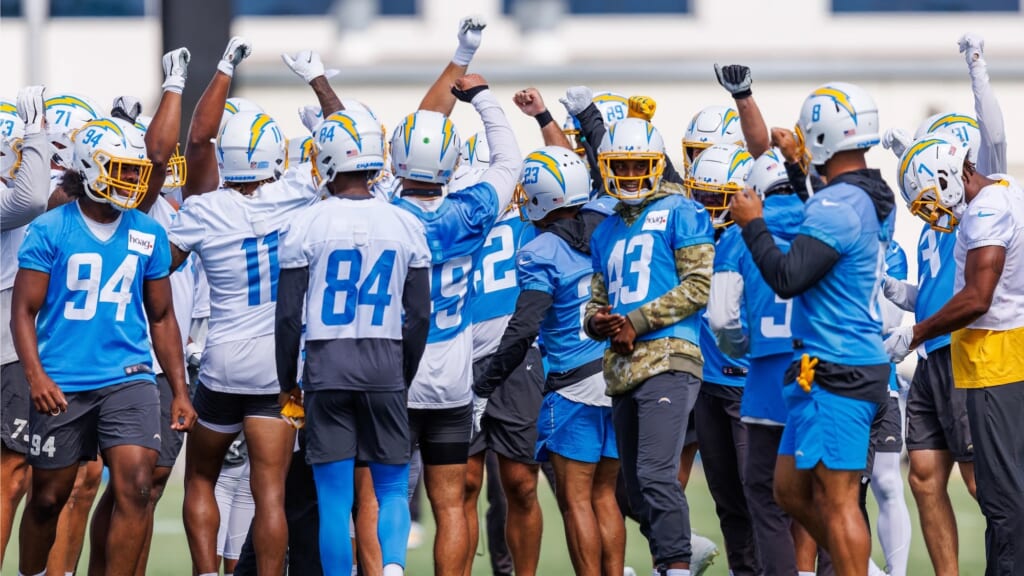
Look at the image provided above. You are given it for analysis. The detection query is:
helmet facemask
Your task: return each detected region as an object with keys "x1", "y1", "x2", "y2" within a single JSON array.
[
  {"x1": 1, "y1": 137, "x2": 22, "y2": 180},
  {"x1": 83, "y1": 152, "x2": 153, "y2": 210},
  {"x1": 165, "y1": 143, "x2": 187, "y2": 188},
  {"x1": 687, "y1": 179, "x2": 742, "y2": 228},
  {"x1": 599, "y1": 153, "x2": 665, "y2": 205}
]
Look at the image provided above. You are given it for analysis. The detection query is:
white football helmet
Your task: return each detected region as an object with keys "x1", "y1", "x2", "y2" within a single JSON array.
[
  {"x1": 220, "y1": 97, "x2": 265, "y2": 133},
  {"x1": 1, "y1": 99, "x2": 25, "y2": 180},
  {"x1": 682, "y1": 105, "x2": 743, "y2": 173},
  {"x1": 562, "y1": 115, "x2": 585, "y2": 156},
  {"x1": 216, "y1": 111, "x2": 286, "y2": 183},
  {"x1": 460, "y1": 131, "x2": 490, "y2": 168},
  {"x1": 514, "y1": 146, "x2": 590, "y2": 222},
  {"x1": 746, "y1": 148, "x2": 791, "y2": 199},
  {"x1": 685, "y1": 143, "x2": 753, "y2": 228},
  {"x1": 389, "y1": 110, "x2": 460, "y2": 185},
  {"x1": 592, "y1": 91, "x2": 628, "y2": 125},
  {"x1": 597, "y1": 118, "x2": 666, "y2": 205},
  {"x1": 794, "y1": 82, "x2": 879, "y2": 172},
  {"x1": 311, "y1": 110, "x2": 385, "y2": 190},
  {"x1": 897, "y1": 135, "x2": 969, "y2": 233},
  {"x1": 131, "y1": 114, "x2": 187, "y2": 188},
  {"x1": 45, "y1": 92, "x2": 100, "y2": 169},
  {"x1": 287, "y1": 135, "x2": 315, "y2": 167},
  {"x1": 914, "y1": 112, "x2": 980, "y2": 165},
  {"x1": 72, "y1": 118, "x2": 153, "y2": 210}
]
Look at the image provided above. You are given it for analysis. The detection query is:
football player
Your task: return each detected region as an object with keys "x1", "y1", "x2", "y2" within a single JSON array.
[
  {"x1": 585, "y1": 118, "x2": 714, "y2": 576},
  {"x1": 275, "y1": 108, "x2": 431, "y2": 576},
  {"x1": 170, "y1": 41, "x2": 319, "y2": 576},
  {"x1": 731, "y1": 82, "x2": 894, "y2": 576},
  {"x1": 0, "y1": 86, "x2": 50, "y2": 566},
  {"x1": 390, "y1": 72, "x2": 520, "y2": 575},
  {"x1": 886, "y1": 134, "x2": 1024, "y2": 575},
  {"x1": 475, "y1": 147, "x2": 624, "y2": 576},
  {"x1": 12, "y1": 116, "x2": 195, "y2": 576}
]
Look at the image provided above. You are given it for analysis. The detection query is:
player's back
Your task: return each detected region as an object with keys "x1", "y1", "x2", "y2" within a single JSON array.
[{"x1": 793, "y1": 181, "x2": 892, "y2": 366}]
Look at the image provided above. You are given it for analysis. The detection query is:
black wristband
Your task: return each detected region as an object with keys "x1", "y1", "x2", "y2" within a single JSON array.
[
  {"x1": 535, "y1": 109, "x2": 554, "y2": 128},
  {"x1": 451, "y1": 84, "x2": 489, "y2": 103},
  {"x1": 732, "y1": 89, "x2": 753, "y2": 100}
]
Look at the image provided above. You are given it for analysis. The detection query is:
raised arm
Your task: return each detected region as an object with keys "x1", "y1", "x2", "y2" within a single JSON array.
[
  {"x1": 715, "y1": 64, "x2": 769, "y2": 159},
  {"x1": 282, "y1": 50, "x2": 343, "y2": 117},
  {"x1": 453, "y1": 75, "x2": 521, "y2": 210},
  {"x1": 182, "y1": 36, "x2": 251, "y2": 199},
  {"x1": 959, "y1": 33, "x2": 1007, "y2": 175},
  {"x1": 419, "y1": 16, "x2": 486, "y2": 115},
  {"x1": 139, "y1": 47, "x2": 189, "y2": 214},
  {"x1": 1, "y1": 86, "x2": 48, "y2": 231},
  {"x1": 512, "y1": 88, "x2": 573, "y2": 150}
]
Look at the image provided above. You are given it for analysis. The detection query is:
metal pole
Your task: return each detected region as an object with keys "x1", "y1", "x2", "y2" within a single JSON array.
[{"x1": 24, "y1": 0, "x2": 49, "y2": 86}]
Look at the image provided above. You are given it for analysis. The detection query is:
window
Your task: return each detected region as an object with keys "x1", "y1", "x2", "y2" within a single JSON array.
[
  {"x1": 833, "y1": 0, "x2": 1017, "y2": 11},
  {"x1": 235, "y1": 0, "x2": 333, "y2": 16},
  {"x1": 380, "y1": 0, "x2": 416, "y2": 15},
  {"x1": 503, "y1": 0, "x2": 688, "y2": 15}
]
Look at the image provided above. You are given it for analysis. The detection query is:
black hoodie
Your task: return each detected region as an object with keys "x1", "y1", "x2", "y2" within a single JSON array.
[{"x1": 472, "y1": 207, "x2": 607, "y2": 398}]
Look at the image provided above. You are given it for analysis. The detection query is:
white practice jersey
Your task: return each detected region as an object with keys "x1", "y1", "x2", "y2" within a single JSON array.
[
  {"x1": 280, "y1": 195, "x2": 430, "y2": 341},
  {"x1": 168, "y1": 170, "x2": 319, "y2": 392},
  {"x1": 148, "y1": 194, "x2": 196, "y2": 376}
]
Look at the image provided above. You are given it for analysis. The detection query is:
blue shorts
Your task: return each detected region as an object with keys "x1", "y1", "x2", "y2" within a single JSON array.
[
  {"x1": 778, "y1": 382, "x2": 878, "y2": 471},
  {"x1": 535, "y1": 392, "x2": 617, "y2": 464}
]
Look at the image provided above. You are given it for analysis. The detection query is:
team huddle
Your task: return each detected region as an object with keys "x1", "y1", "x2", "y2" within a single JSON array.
[{"x1": 1, "y1": 14, "x2": 1023, "y2": 576}]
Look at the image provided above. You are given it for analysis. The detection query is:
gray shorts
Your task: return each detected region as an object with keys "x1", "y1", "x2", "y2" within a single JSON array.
[
  {"x1": 871, "y1": 395, "x2": 903, "y2": 454},
  {"x1": 1, "y1": 361, "x2": 31, "y2": 454},
  {"x1": 906, "y1": 346, "x2": 973, "y2": 461},
  {"x1": 469, "y1": 347, "x2": 545, "y2": 464},
  {"x1": 304, "y1": 389, "x2": 410, "y2": 466},
  {"x1": 27, "y1": 380, "x2": 160, "y2": 469},
  {"x1": 156, "y1": 374, "x2": 188, "y2": 468}
]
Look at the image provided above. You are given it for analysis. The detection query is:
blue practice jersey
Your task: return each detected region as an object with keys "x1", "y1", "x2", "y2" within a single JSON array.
[
  {"x1": 915, "y1": 224, "x2": 956, "y2": 353},
  {"x1": 471, "y1": 211, "x2": 535, "y2": 323},
  {"x1": 393, "y1": 181, "x2": 500, "y2": 344},
  {"x1": 794, "y1": 183, "x2": 893, "y2": 366},
  {"x1": 590, "y1": 194, "x2": 714, "y2": 346},
  {"x1": 18, "y1": 203, "x2": 170, "y2": 392},
  {"x1": 706, "y1": 225, "x2": 750, "y2": 386},
  {"x1": 517, "y1": 231, "x2": 606, "y2": 374}
]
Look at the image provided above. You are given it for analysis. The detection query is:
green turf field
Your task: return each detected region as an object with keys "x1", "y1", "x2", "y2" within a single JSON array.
[{"x1": 2, "y1": 463, "x2": 985, "y2": 575}]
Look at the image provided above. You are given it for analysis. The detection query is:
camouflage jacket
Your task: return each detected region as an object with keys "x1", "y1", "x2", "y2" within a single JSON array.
[{"x1": 585, "y1": 185, "x2": 713, "y2": 395}]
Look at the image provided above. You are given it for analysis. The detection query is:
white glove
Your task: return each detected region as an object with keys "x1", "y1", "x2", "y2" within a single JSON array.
[
  {"x1": 111, "y1": 95, "x2": 142, "y2": 123},
  {"x1": 559, "y1": 86, "x2": 593, "y2": 117},
  {"x1": 281, "y1": 50, "x2": 326, "y2": 84},
  {"x1": 882, "y1": 275, "x2": 918, "y2": 312},
  {"x1": 16, "y1": 85, "x2": 46, "y2": 136},
  {"x1": 298, "y1": 105, "x2": 323, "y2": 133},
  {"x1": 453, "y1": 15, "x2": 487, "y2": 66},
  {"x1": 217, "y1": 36, "x2": 252, "y2": 78},
  {"x1": 884, "y1": 325, "x2": 915, "y2": 363},
  {"x1": 162, "y1": 47, "x2": 191, "y2": 94},
  {"x1": 881, "y1": 128, "x2": 912, "y2": 158},
  {"x1": 958, "y1": 33, "x2": 985, "y2": 68},
  {"x1": 471, "y1": 394, "x2": 488, "y2": 436},
  {"x1": 185, "y1": 341, "x2": 203, "y2": 369}
]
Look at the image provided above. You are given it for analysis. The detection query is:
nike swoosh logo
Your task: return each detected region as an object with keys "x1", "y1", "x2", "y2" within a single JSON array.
[
  {"x1": 821, "y1": 200, "x2": 840, "y2": 207},
  {"x1": 976, "y1": 211, "x2": 996, "y2": 217}
]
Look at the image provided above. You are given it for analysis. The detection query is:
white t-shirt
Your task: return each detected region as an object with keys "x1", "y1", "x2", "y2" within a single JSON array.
[{"x1": 954, "y1": 176, "x2": 1024, "y2": 331}]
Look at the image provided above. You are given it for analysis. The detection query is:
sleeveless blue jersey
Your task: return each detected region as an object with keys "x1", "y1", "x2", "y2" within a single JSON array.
[
  {"x1": 394, "y1": 182, "x2": 499, "y2": 343},
  {"x1": 18, "y1": 203, "x2": 170, "y2": 392},
  {"x1": 471, "y1": 212, "x2": 535, "y2": 323},
  {"x1": 589, "y1": 194, "x2": 714, "y2": 346},
  {"x1": 794, "y1": 183, "x2": 893, "y2": 366},
  {"x1": 517, "y1": 232, "x2": 606, "y2": 373},
  {"x1": 915, "y1": 224, "x2": 956, "y2": 353}
]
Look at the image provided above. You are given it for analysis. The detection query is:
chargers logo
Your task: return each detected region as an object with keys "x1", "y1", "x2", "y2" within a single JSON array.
[
  {"x1": 525, "y1": 150, "x2": 566, "y2": 193},
  {"x1": 439, "y1": 118, "x2": 455, "y2": 161},
  {"x1": 645, "y1": 122, "x2": 656, "y2": 143},
  {"x1": 594, "y1": 93, "x2": 627, "y2": 105},
  {"x1": 224, "y1": 101, "x2": 240, "y2": 115},
  {"x1": 928, "y1": 114, "x2": 978, "y2": 134},
  {"x1": 728, "y1": 149, "x2": 753, "y2": 179},
  {"x1": 0, "y1": 101, "x2": 16, "y2": 116},
  {"x1": 401, "y1": 113, "x2": 417, "y2": 157},
  {"x1": 898, "y1": 138, "x2": 945, "y2": 182},
  {"x1": 84, "y1": 119, "x2": 125, "y2": 138},
  {"x1": 300, "y1": 137, "x2": 315, "y2": 163},
  {"x1": 247, "y1": 114, "x2": 274, "y2": 161},
  {"x1": 813, "y1": 87, "x2": 857, "y2": 125},
  {"x1": 45, "y1": 95, "x2": 97, "y2": 117},
  {"x1": 465, "y1": 134, "x2": 479, "y2": 163},
  {"x1": 331, "y1": 113, "x2": 362, "y2": 152},
  {"x1": 721, "y1": 108, "x2": 739, "y2": 136}
]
